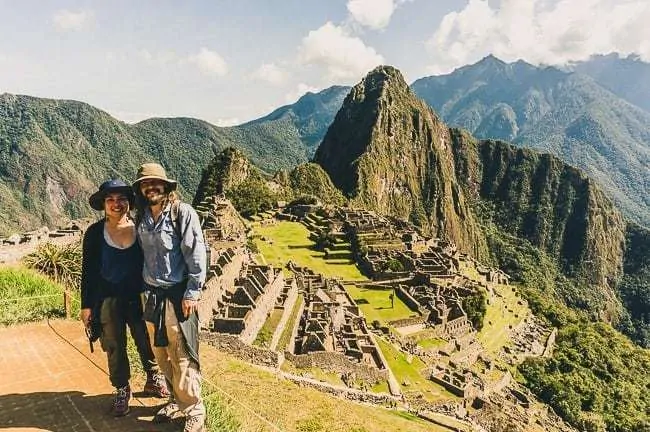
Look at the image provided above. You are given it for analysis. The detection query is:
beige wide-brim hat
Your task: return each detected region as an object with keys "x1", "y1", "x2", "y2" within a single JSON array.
[{"x1": 132, "y1": 163, "x2": 177, "y2": 190}]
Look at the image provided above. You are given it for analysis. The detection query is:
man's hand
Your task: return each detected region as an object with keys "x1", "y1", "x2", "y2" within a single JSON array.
[
  {"x1": 80, "y1": 308, "x2": 92, "y2": 327},
  {"x1": 182, "y1": 299, "x2": 199, "y2": 318}
]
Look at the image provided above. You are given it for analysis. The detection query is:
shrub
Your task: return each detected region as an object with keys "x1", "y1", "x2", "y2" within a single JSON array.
[{"x1": 23, "y1": 241, "x2": 82, "y2": 290}]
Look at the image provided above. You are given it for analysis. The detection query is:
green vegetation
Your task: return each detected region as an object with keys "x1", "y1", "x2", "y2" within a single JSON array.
[
  {"x1": 23, "y1": 241, "x2": 82, "y2": 290},
  {"x1": 415, "y1": 337, "x2": 447, "y2": 350},
  {"x1": 345, "y1": 285, "x2": 414, "y2": 324},
  {"x1": 375, "y1": 337, "x2": 457, "y2": 402},
  {"x1": 226, "y1": 172, "x2": 278, "y2": 217},
  {"x1": 617, "y1": 223, "x2": 650, "y2": 347},
  {"x1": 0, "y1": 266, "x2": 75, "y2": 325},
  {"x1": 202, "y1": 390, "x2": 241, "y2": 432},
  {"x1": 477, "y1": 283, "x2": 529, "y2": 355},
  {"x1": 277, "y1": 296, "x2": 303, "y2": 352},
  {"x1": 519, "y1": 323, "x2": 650, "y2": 432},
  {"x1": 288, "y1": 163, "x2": 346, "y2": 205},
  {"x1": 462, "y1": 289, "x2": 487, "y2": 330},
  {"x1": 253, "y1": 309, "x2": 283, "y2": 348},
  {"x1": 253, "y1": 221, "x2": 364, "y2": 281},
  {"x1": 484, "y1": 224, "x2": 650, "y2": 431}
]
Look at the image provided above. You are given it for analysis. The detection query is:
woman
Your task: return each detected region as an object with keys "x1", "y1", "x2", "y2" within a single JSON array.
[{"x1": 80, "y1": 179, "x2": 169, "y2": 417}]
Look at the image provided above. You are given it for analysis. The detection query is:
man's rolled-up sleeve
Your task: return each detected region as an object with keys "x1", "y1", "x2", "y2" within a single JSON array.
[{"x1": 179, "y1": 204, "x2": 207, "y2": 300}]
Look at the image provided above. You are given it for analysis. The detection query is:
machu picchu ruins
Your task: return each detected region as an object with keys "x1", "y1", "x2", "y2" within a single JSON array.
[{"x1": 185, "y1": 194, "x2": 573, "y2": 432}]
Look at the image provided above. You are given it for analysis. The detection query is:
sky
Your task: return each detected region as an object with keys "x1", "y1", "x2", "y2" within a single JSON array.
[{"x1": 1, "y1": 0, "x2": 648, "y2": 126}]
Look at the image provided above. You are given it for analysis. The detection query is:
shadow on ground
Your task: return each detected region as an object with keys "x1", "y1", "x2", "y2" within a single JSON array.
[{"x1": 0, "y1": 391, "x2": 176, "y2": 432}]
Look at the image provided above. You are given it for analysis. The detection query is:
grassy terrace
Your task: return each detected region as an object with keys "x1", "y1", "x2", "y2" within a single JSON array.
[
  {"x1": 253, "y1": 308, "x2": 284, "y2": 348},
  {"x1": 201, "y1": 347, "x2": 450, "y2": 432},
  {"x1": 252, "y1": 221, "x2": 415, "y2": 325},
  {"x1": 276, "y1": 295, "x2": 303, "y2": 352},
  {"x1": 477, "y1": 282, "x2": 530, "y2": 355},
  {"x1": 0, "y1": 266, "x2": 79, "y2": 325},
  {"x1": 375, "y1": 337, "x2": 458, "y2": 403}
]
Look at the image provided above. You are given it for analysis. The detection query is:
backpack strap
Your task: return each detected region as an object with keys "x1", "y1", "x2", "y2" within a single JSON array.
[{"x1": 170, "y1": 200, "x2": 187, "y2": 239}]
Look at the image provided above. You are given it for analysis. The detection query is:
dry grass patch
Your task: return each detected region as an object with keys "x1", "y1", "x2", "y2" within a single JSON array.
[{"x1": 200, "y1": 345, "x2": 452, "y2": 432}]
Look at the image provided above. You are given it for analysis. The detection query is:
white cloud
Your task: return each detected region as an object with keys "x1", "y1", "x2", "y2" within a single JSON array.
[
  {"x1": 188, "y1": 47, "x2": 228, "y2": 76},
  {"x1": 347, "y1": 0, "x2": 396, "y2": 30},
  {"x1": 298, "y1": 22, "x2": 384, "y2": 80},
  {"x1": 52, "y1": 9, "x2": 93, "y2": 32},
  {"x1": 426, "y1": 0, "x2": 650, "y2": 74},
  {"x1": 285, "y1": 83, "x2": 321, "y2": 104},
  {"x1": 346, "y1": 0, "x2": 414, "y2": 30},
  {"x1": 213, "y1": 117, "x2": 241, "y2": 127},
  {"x1": 251, "y1": 63, "x2": 288, "y2": 85}
]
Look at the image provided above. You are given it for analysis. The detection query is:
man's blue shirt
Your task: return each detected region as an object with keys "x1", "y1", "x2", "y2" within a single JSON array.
[{"x1": 137, "y1": 202, "x2": 206, "y2": 300}]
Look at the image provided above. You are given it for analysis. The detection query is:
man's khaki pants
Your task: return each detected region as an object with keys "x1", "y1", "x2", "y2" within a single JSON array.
[{"x1": 145, "y1": 299, "x2": 205, "y2": 417}]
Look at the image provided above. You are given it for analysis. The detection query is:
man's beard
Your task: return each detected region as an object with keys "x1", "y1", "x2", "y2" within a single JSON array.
[{"x1": 145, "y1": 190, "x2": 165, "y2": 205}]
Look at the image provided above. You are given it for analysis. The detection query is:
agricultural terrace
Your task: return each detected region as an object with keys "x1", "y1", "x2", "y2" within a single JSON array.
[
  {"x1": 476, "y1": 283, "x2": 530, "y2": 356},
  {"x1": 251, "y1": 221, "x2": 415, "y2": 325}
]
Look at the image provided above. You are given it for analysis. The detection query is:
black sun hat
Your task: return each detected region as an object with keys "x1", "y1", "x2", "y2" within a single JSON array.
[{"x1": 89, "y1": 179, "x2": 135, "y2": 211}]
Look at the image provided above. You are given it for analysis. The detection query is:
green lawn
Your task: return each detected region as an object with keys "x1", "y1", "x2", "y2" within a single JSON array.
[
  {"x1": 344, "y1": 285, "x2": 415, "y2": 324},
  {"x1": 253, "y1": 308, "x2": 284, "y2": 348},
  {"x1": 0, "y1": 266, "x2": 78, "y2": 325},
  {"x1": 416, "y1": 337, "x2": 448, "y2": 350},
  {"x1": 253, "y1": 221, "x2": 415, "y2": 325},
  {"x1": 375, "y1": 337, "x2": 458, "y2": 403},
  {"x1": 252, "y1": 221, "x2": 366, "y2": 281},
  {"x1": 477, "y1": 283, "x2": 529, "y2": 355},
  {"x1": 281, "y1": 361, "x2": 346, "y2": 387}
]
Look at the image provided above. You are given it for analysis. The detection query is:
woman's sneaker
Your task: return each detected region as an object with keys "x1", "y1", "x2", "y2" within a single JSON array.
[
  {"x1": 144, "y1": 372, "x2": 170, "y2": 398},
  {"x1": 112, "y1": 385, "x2": 131, "y2": 417}
]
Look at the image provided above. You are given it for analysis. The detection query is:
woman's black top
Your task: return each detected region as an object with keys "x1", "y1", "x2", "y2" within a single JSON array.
[{"x1": 81, "y1": 220, "x2": 144, "y2": 309}]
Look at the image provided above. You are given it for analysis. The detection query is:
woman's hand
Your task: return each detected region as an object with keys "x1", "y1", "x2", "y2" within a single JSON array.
[{"x1": 80, "y1": 308, "x2": 92, "y2": 327}]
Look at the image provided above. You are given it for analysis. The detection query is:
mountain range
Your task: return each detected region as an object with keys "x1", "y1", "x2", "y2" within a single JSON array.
[
  {"x1": 411, "y1": 55, "x2": 650, "y2": 227},
  {"x1": 200, "y1": 65, "x2": 650, "y2": 432},
  {"x1": 2, "y1": 52, "x2": 650, "y2": 431},
  {"x1": 569, "y1": 53, "x2": 650, "y2": 113},
  {"x1": 0, "y1": 89, "x2": 345, "y2": 234}
]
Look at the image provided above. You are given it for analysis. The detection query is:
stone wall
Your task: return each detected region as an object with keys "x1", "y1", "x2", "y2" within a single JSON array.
[
  {"x1": 270, "y1": 280, "x2": 299, "y2": 351},
  {"x1": 239, "y1": 268, "x2": 285, "y2": 344},
  {"x1": 199, "y1": 247, "x2": 246, "y2": 328},
  {"x1": 285, "y1": 351, "x2": 388, "y2": 384},
  {"x1": 280, "y1": 372, "x2": 400, "y2": 405},
  {"x1": 395, "y1": 285, "x2": 422, "y2": 312},
  {"x1": 201, "y1": 332, "x2": 280, "y2": 367},
  {"x1": 388, "y1": 317, "x2": 426, "y2": 328}
]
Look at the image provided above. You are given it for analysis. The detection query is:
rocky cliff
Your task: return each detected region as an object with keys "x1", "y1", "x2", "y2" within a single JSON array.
[
  {"x1": 315, "y1": 65, "x2": 629, "y2": 320},
  {"x1": 314, "y1": 66, "x2": 487, "y2": 258}
]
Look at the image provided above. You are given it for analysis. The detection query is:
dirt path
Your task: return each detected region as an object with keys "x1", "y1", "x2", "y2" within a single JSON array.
[{"x1": 0, "y1": 319, "x2": 177, "y2": 432}]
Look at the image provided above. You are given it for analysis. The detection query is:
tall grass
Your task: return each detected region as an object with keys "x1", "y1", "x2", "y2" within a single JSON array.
[
  {"x1": 0, "y1": 267, "x2": 76, "y2": 325},
  {"x1": 23, "y1": 241, "x2": 82, "y2": 290}
]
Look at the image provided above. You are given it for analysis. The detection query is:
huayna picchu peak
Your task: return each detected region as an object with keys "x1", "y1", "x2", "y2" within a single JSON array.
[
  {"x1": 315, "y1": 65, "x2": 629, "y2": 325},
  {"x1": 314, "y1": 65, "x2": 488, "y2": 259}
]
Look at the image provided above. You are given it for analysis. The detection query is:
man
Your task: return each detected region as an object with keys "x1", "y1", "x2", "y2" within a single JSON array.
[{"x1": 133, "y1": 163, "x2": 207, "y2": 432}]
